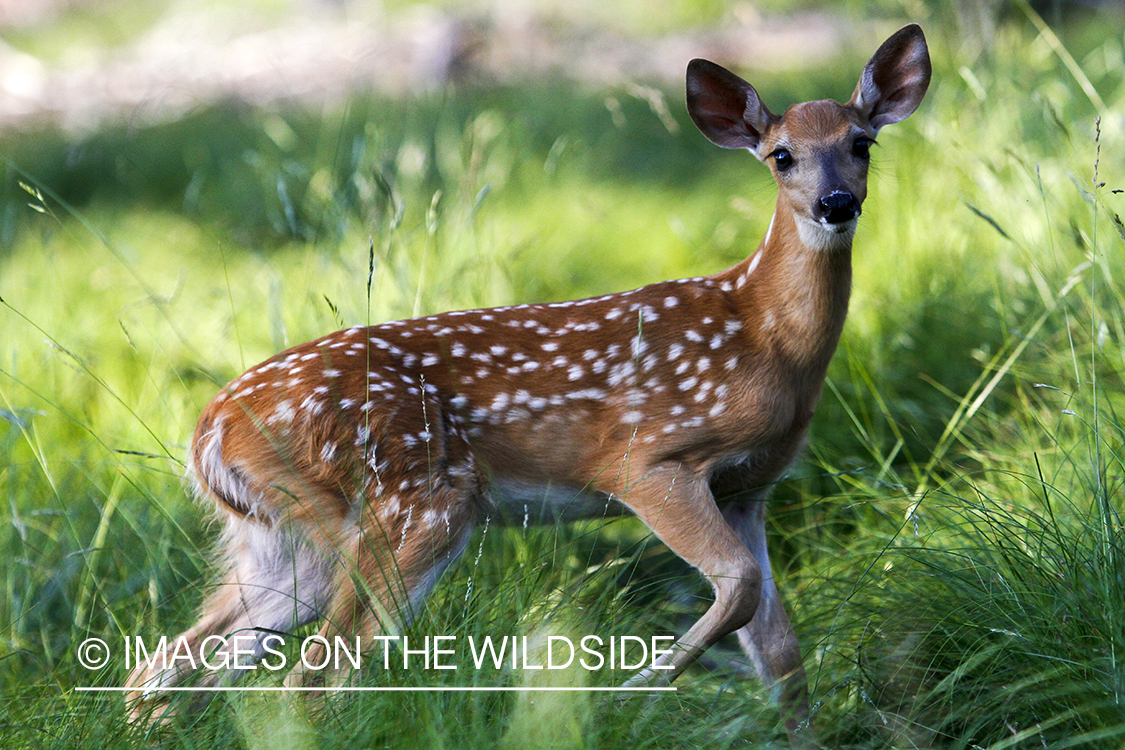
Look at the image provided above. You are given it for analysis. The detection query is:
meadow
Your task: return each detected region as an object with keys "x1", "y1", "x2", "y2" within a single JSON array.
[{"x1": 1, "y1": 2, "x2": 1124, "y2": 748}]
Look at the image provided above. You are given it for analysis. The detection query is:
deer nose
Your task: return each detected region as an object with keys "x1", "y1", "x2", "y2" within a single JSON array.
[{"x1": 818, "y1": 191, "x2": 859, "y2": 225}]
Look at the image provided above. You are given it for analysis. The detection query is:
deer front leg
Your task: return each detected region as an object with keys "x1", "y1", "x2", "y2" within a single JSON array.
[
  {"x1": 616, "y1": 465, "x2": 763, "y2": 687},
  {"x1": 722, "y1": 501, "x2": 814, "y2": 747}
]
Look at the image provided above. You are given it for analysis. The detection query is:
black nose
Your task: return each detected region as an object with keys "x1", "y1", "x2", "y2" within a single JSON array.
[{"x1": 818, "y1": 191, "x2": 859, "y2": 225}]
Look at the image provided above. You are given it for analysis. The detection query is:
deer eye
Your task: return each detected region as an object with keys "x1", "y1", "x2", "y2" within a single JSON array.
[
  {"x1": 852, "y1": 138, "x2": 874, "y2": 159},
  {"x1": 770, "y1": 148, "x2": 794, "y2": 172}
]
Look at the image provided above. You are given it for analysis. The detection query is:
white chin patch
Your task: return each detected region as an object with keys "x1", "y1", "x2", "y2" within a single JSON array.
[{"x1": 795, "y1": 215, "x2": 857, "y2": 252}]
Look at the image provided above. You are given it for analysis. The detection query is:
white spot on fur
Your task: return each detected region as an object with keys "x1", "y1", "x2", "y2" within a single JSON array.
[
  {"x1": 607, "y1": 361, "x2": 635, "y2": 387},
  {"x1": 566, "y1": 388, "x2": 608, "y2": 400},
  {"x1": 300, "y1": 395, "x2": 324, "y2": 415},
  {"x1": 267, "y1": 400, "x2": 295, "y2": 424},
  {"x1": 747, "y1": 251, "x2": 763, "y2": 274},
  {"x1": 382, "y1": 495, "x2": 401, "y2": 517}
]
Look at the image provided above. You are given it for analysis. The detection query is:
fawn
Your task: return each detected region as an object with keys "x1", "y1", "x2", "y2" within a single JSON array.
[{"x1": 127, "y1": 24, "x2": 930, "y2": 744}]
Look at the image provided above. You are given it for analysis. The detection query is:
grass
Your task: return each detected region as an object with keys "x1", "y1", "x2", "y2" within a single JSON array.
[{"x1": 2, "y1": 3, "x2": 1125, "y2": 748}]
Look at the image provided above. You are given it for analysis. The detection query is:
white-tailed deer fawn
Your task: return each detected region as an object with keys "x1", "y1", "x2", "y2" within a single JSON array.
[{"x1": 127, "y1": 25, "x2": 929, "y2": 744}]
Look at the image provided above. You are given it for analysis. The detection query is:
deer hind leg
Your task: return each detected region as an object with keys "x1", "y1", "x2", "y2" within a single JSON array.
[
  {"x1": 721, "y1": 501, "x2": 812, "y2": 745},
  {"x1": 287, "y1": 394, "x2": 483, "y2": 688},
  {"x1": 286, "y1": 480, "x2": 476, "y2": 688},
  {"x1": 125, "y1": 518, "x2": 335, "y2": 721},
  {"x1": 616, "y1": 465, "x2": 763, "y2": 687}
]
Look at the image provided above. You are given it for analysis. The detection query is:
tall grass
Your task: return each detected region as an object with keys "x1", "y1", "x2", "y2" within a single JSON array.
[
  {"x1": 1, "y1": 7, "x2": 1124, "y2": 749},
  {"x1": 791, "y1": 34, "x2": 1125, "y2": 744}
]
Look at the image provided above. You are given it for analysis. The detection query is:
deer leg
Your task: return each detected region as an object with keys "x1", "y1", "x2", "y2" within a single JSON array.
[
  {"x1": 126, "y1": 520, "x2": 335, "y2": 722},
  {"x1": 721, "y1": 501, "x2": 813, "y2": 746},
  {"x1": 286, "y1": 483, "x2": 475, "y2": 689},
  {"x1": 615, "y1": 465, "x2": 763, "y2": 687}
]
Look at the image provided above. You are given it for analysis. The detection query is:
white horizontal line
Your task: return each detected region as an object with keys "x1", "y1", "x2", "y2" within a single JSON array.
[{"x1": 76, "y1": 686, "x2": 676, "y2": 693}]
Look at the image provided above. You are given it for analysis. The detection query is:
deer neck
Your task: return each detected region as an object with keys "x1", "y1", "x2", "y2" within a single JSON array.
[{"x1": 721, "y1": 196, "x2": 854, "y2": 376}]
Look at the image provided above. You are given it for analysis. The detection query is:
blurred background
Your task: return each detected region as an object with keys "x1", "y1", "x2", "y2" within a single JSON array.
[
  {"x1": 2, "y1": 2, "x2": 1125, "y2": 749},
  {"x1": 0, "y1": 0, "x2": 1102, "y2": 130},
  {"x1": 1, "y1": 0, "x2": 1119, "y2": 251}
]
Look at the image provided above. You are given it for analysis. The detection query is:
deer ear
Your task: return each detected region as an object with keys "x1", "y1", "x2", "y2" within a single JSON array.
[
  {"x1": 850, "y1": 24, "x2": 931, "y2": 132},
  {"x1": 686, "y1": 59, "x2": 775, "y2": 155}
]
